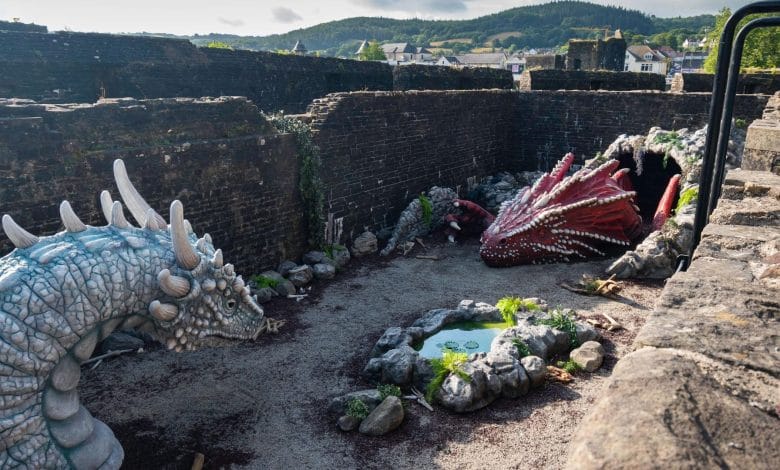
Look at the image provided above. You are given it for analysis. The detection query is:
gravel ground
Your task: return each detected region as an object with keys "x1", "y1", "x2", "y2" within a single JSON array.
[{"x1": 79, "y1": 239, "x2": 663, "y2": 469}]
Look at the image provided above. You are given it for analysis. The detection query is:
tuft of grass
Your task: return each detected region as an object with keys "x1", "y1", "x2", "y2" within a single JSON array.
[
  {"x1": 511, "y1": 339, "x2": 531, "y2": 358},
  {"x1": 536, "y1": 308, "x2": 579, "y2": 349},
  {"x1": 496, "y1": 297, "x2": 539, "y2": 326},
  {"x1": 654, "y1": 131, "x2": 685, "y2": 169},
  {"x1": 735, "y1": 118, "x2": 747, "y2": 129},
  {"x1": 377, "y1": 384, "x2": 402, "y2": 401},
  {"x1": 426, "y1": 349, "x2": 470, "y2": 403},
  {"x1": 675, "y1": 186, "x2": 699, "y2": 213},
  {"x1": 345, "y1": 398, "x2": 369, "y2": 420},
  {"x1": 557, "y1": 359, "x2": 582, "y2": 374},
  {"x1": 418, "y1": 193, "x2": 433, "y2": 228},
  {"x1": 251, "y1": 275, "x2": 279, "y2": 289}
]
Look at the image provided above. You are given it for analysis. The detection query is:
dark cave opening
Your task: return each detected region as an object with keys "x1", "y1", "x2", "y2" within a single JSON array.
[{"x1": 616, "y1": 151, "x2": 682, "y2": 222}]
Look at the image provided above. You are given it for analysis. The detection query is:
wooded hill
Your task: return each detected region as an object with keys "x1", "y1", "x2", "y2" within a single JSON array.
[{"x1": 183, "y1": 1, "x2": 713, "y2": 56}]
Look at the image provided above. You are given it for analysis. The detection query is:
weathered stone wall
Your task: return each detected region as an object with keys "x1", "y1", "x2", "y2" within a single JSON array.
[
  {"x1": 0, "y1": 20, "x2": 47, "y2": 33},
  {"x1": 0, "y1": 97, "x2": 305, "y2": 274},
  {"x1": 744, "y1": 91, "x2": 780, "y2": 174},
  {"x1": 671, "y1": 72, "x2": 780, "y2": 94},
  {"x1": 392, "y1": 64, "x2": 512, "y2": 91},
  {"x1": 0, "y1": 30, "x2": 392, "y2": 113},
  {"x1": 308, "y1": 90, "x2": 521, "y2": 242},
  {"x1": 565, "y1": 38, "x2": 625, "y2": 72},
  {"x1": 525, "y1": 54, "x2": 565, "y2": 70},
  {"x1": 514, "y1": 90, "x2": 770, "y2": 170},
  {"x1": 518, "y1": 70, "x2": 665, "y2": 91},
  {"x1": 567, "y1": 169, "x2": 780, "y2": 469}
]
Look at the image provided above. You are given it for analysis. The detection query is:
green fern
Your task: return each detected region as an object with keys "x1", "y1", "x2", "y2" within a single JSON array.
[
  {"x1": 251, "y1": 275, "x2": 279, "y2": 289},
  {"x1": 419, "y1": 193, "x2": 433, "y2": 228},
  {"x1": 675, "y1": 187, "x2": 698, "y2": 213},
  {"x1": 426, "y1": 349, "x2": 470, "y2": 403},
  {"x1": 496, "y1": 297, "x2": 539, "y2": 326},
  {"x1": 556, "y1": 359, "x2": 582, "y2": 374},
  {"x1": 511, "y1": 339, "x2": 531, "y2": 358},
  {"x1": 536, "y1": 308, "x2": 579, "y2": 348}
]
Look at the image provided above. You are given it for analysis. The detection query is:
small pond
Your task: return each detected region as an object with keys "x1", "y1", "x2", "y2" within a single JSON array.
[{"x1": 414, "y1": 321, "x2": 509, "y2": 359}]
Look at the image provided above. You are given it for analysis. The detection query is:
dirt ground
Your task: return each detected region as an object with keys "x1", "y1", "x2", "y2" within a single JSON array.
[{"x1": 80, "y1": 239, "x2": 664, "y2": 469}]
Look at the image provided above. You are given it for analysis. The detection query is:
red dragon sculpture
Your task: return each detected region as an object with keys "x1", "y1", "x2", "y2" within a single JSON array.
[{"x1": 451, "y1": 153, "x2": 680, "y2": 267}]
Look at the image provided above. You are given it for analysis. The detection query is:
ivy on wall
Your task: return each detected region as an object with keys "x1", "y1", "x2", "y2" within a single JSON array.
[{"x1": 268, "y1": 114, "x2": 326, "y2": 249}]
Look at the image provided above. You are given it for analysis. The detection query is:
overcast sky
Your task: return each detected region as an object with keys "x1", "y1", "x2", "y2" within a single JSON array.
[{"x1": 0, "y1": 1, "x2": 754, "y2": 36}]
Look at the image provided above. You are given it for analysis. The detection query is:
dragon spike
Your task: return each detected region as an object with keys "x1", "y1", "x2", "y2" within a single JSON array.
[
  {"x1": 59, "y1": 201, "x2": 87, "y2": 233},
  {"x1": 2, "y1": 214, "x2": 39, "y2": 249},
  {"x1": 212, "y1": 249, "x2": 224, "y2": 268},
  {"x1": 143, "y1": 208, "x2": 165, "y2": 231},
  {"x1": 100, "y1": 191, "x2": 113, "y2": 224},
  {"x1": 170, "y1": 200, "x2": 200, "y2": 270},
  {"x1": 148, "y1": 300, "x2": 178, "y2": 322},
  {"x1": 113, "y1": 159, "x2": 167, "y2": 228},
  {"x1": 204, "y1": 233, "x2": 212, "y2": 244},
  {"x1": 196, "y1": 237, "x2": 208, "y2": 253},
  {"x1": 110, "y1": 201, "x2": 131, "y2": 228},
  {"x1": 157, "y1": 269, "x2": 190, "y2": 298}
]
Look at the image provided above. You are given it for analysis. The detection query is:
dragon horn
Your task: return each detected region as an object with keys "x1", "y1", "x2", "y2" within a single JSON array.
[
  {"x1": 110, "y1": 201, "x2": 131, "y2": 228},
  {"x1": 59, "y1": 201, "x2": 87, "y2": 233},
  {"x1": 143, "y1": 208, "x2": 165, "y2": 231},
  {"x1": 148, "y1": 300, "x2": 178, "y2": 322},
  {"x1": 113, "y1": 159, "x2": 167, "y2": 228},
  {"x1": 2, "y1": 214, "x2": 39, "y2": 248},
  {"x1": 170, "y1": 200, "x2": 200, "y2": 270},
  {"x1": 157, "y1": 269, "x2": 190, "y2": 298},
  {"x1": 100, "y1": 191, "x2": 113, "y2": 224},
  {"x1": 212, "y1": 249, "x2": 223, "y2": 268}
]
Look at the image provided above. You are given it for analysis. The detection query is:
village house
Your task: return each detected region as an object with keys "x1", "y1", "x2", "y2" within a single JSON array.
[{"x1": 624, "y1": 45, "x2": 669, "y2": 75}]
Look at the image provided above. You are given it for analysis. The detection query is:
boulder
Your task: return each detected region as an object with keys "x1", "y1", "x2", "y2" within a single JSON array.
[
  {"x1": 277, "y1": 260, "x2": 297, "y2": 277},
  {"x1": 273, "y1": 279, "x2": 296, "y2": 297},
  {"x1": 358, "y1": 396, "x2": 404, "y2": 436},
  {"x1": 352, "y1": 231, "x2": 378, "y2": 257},
  {"x1": 288, "y1": 265, "x2": 314, "y2": 287},
  {"x1": 520, "y1": 355, "x2": 546, "y2": 387},
  {"x1": 260, "y1": 270, "x2": 285, "y2": 284},
  {"x1": 570, "y1": 341, "x2": 605, "y2": 372},
  {"x1": 329, "y1": 246, "x2": 351, "y2": 268},
  {"x1": 302, "y1": 251, "x2": 327, "y2": 265},
  {"x1": 313, "y1": 263, "x2": 336, "y2": 280},
  {"x1": 337, "y1": 415, "x2": 361, "y2": 432},
  {"x1": 254, "y1": 287, "x2": 276, "y2": 304},
  {"x1": 328, "y1": 389, "x2": 383, "y2": 416}
]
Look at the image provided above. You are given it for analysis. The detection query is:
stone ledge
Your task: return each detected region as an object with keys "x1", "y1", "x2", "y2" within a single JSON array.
[{"x1": 566, "y1": 347, "x2": 780, "y2": 469}]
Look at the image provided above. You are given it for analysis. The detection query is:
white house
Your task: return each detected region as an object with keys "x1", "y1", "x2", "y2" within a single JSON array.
[{"x1": 625, "y1": 45, "x2": 669, "y2": 75}]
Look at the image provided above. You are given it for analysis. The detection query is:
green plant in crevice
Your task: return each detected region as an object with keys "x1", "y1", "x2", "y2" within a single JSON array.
[
  {"x1": 426, "y1": 349, "x2": 470, "y2": 403},
  {"x1": 377, "y1": 384, "x2": 402, "y2": 401},
  {"x1": 345, "y1": 398, "x2": 369, "y2": 420},
  {"x1": 653, "y1": 131, "x2": 685, "y2": 170},
  {"x1": 536, "y1": 308, "x2": 579, "y2": 349},
  {"x1": 496, "y1": 296, "x2": 539, "y2": 326},
  {"x1": 418, "y1": 193, "x2": 433, "y2": 228},
  {"x1": 268, "y1": 114, "x2": 325, "y2": 249},
  {"x1": 735, "y1": 118, "x2": 747, "y2": 129},
  {"x1": 675, "y1": 186, "x2": 698, "y2": 213},
  {"x1": 512, "y1": 339, "x2": 531, "y2": 358},
  {"x1": 250, "y1": 275, "x2": 279, "y2": 289},
  {"x1": 556, "y1": 359, "x2": 582, "y2": 374}
]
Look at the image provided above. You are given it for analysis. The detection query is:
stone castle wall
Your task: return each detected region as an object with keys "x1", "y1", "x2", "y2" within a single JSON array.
[{"x1": 518, "y1": 70, "x2": 665, "y2": 91}]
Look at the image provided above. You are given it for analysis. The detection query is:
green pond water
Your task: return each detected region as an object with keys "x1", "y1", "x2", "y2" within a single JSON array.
[{"x1": 414, "y1": 321, "x2": 509, "y2": 359}]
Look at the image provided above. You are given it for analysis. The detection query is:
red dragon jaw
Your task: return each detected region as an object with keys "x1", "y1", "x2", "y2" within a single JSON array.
[{"x1": 479, "y1": 154, "x2": 643, "y2": 267}]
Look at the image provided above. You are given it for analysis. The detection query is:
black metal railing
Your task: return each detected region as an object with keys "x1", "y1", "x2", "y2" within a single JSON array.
[{"x1": 680, "y1": 1, "x2": 780, "y2": 271}]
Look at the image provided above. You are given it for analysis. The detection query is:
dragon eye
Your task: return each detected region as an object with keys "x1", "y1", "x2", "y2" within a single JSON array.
[{"x1": 226, "y1": 299, "x2": 237, "y2": 309}]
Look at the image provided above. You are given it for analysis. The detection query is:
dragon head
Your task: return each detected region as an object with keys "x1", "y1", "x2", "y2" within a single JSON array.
[
  {"x1": 479, "y1": 153, "x2": 641, "y2": 267},
  {"x1": 112, "y1": 160, "x2": 265, "y2": 351}
]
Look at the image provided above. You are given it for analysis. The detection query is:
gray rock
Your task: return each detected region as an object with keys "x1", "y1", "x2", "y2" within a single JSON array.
[
  {"x1": 260, "y1": 270, "x2": 285, "y2": 284},
  {"x1": 288, "y1": 265, "x2": 314, "y2": 287},
  {"x1": 575, "y1": 322, "x2": 600, "y2": 345},
  {"x1": 302, "y1": 251, "x2": 327, "y2": 265},
  {"x1": 520, "y1": 355, "x2": 546, "y2": 387},
  {"x1": 380, "y1": 347, "x2": 418, "y2": 385},
  {"x1": 570, "y1": 341, "x2": 604, "y2": 372},
  {"x1": 328, "y1": 389, "x2": 383, "y2": 415},
  {"x1": 255, "y1": 287, "x2": 276, "y2": 303},
  {"x1": 99, "y1": 331, "x2": 144, "y2": 354},
  {"x1": 411, "y1": 308, "x2": 458, "y2": 335},
  {"x1": 370, "y1": 327, "x2": 414, "y2": 358},
  {"x1": 362, "y1": 358, "x2": 383, "y2": 383},
  {"x1": 273, "y1": 279, "x2": 297, "y2": 297},
  {"x1": 437, "y1": 362, "x2": 500, "y2": 413},
  {"x1": 312, "y1": 263, "x2": 336, "y2": 280},
  {"x1": 277, "y1": 261, "x2": 297, "y2": 277},
  {"x1": 352, "y1": 231, "x2": 378, "y2": 257},
  {"x1": 329, "y1": 246, "x2": 351, "y2": 268},
  {"x1": 359, "y1": 396, "x2": 404, "y2": 436},
  {"x1": 337, "y1": 415, "x2": 361, "y2": 432}
]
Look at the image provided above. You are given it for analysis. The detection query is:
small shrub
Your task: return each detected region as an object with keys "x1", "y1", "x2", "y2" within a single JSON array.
[
  {"x1": 324, "y1": 243, "x2": 346, "y2": 259},
  {"x1": 536, "y1": 308, "x2": 579, "y2": 348},
  {"x1": 251, "y1": 275, "x2": 279, "y2": 289},
  {"x1": 377, "y1": 384, "x2": 402, "y2": 401},
  {"x1": 426, "y1": 349, "x2": 470, "y2": 403},
  {"x1": 675, "y1": 187, "x2": 699, "y2": 213},
  {"x1": 418, "y1": 193, "x2": 433, "y2": 228},
  {"x1": 345, "y1": 398, "x2": 369, "y2": 420},
  {"x1": 496, "y1": 297, "x2": 539, "y2": 326},
  {"x1": 735, "y1": 118, "x2": 747, "y2": 129},
  {"x1": 512, "y1": 339, "x2": 531, "y2": 358},
  {"x1": 206, "y1": 40, "x2": 233, "y2": 50},
  {"x1": 557, "y1": 359, "x2": 582, "y2": 374}
]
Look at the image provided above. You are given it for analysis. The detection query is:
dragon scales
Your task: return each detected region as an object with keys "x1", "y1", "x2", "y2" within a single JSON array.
[{"x1": 0, "y1": 160, "x2": 267, "y2": 468}]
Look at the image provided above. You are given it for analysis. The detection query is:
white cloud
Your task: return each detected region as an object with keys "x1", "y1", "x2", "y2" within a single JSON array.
[
  {"x1": 272, "y1": 7, "x2": 303, "y2": 23},
  {"x1": 351, "y1": 0, "x2": 471, "y2": 14},
  {"x1": 217, "y1": 17, "x2": 245, "y2": 28}
]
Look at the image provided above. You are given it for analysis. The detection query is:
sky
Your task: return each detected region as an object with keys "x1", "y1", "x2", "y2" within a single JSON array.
[{"x1": 0, "y1": 1, "x2": 755, "y2": 36}]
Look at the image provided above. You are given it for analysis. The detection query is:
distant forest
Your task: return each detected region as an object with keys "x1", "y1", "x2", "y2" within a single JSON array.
[{"x1": 148, "y1": 1, "x2": 715, "y2": 57}]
